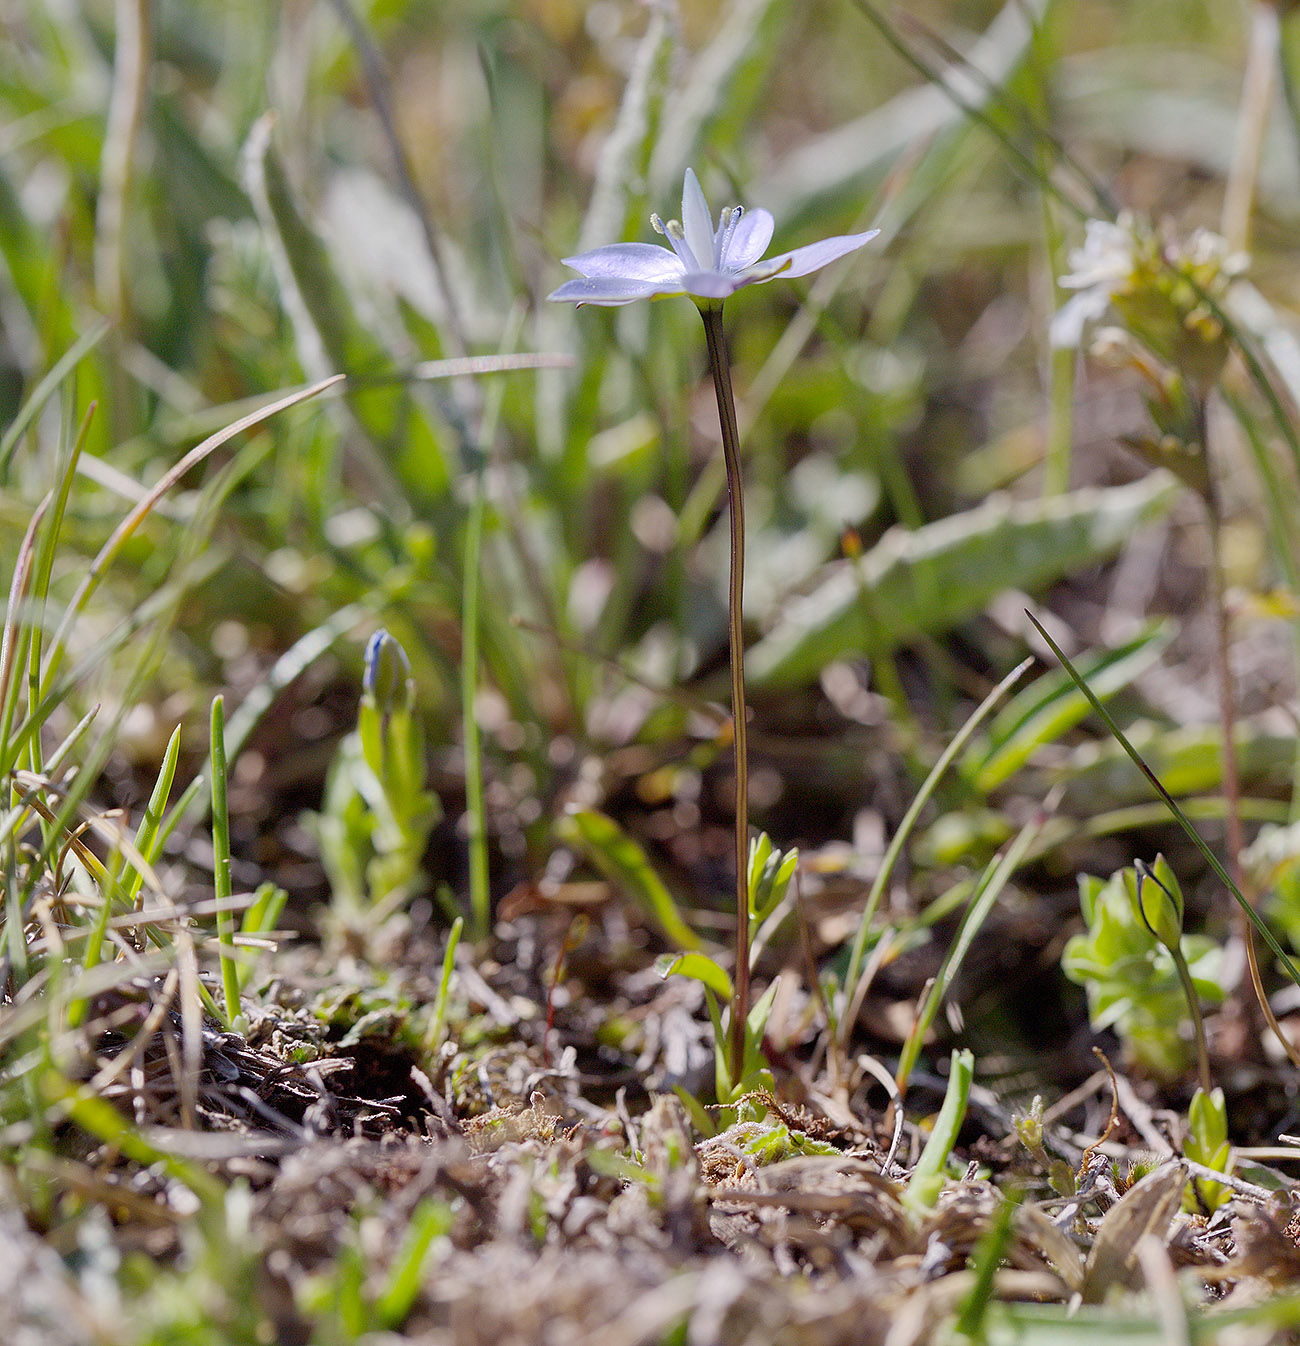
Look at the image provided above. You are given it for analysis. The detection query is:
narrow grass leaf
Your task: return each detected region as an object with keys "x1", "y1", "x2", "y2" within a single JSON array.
[
  {"x1": 558, "y1": 808, "x2": 701, "y2": 951},
  {"x1": 967, "y1": 623, "x2": 1170, "y2": 792},
  {"x1": 374, "y1": 1197, "x2": 455, "y2": 1329},
  {"x1": 897, "y1": 813, "x2": 1043, "y2": 1094},
  {"x1": 0, "y1": 320, "x2": 109, "y2": 476},
  {"x1": 840, "y1": 658, "x2": 1032, "y2": 1031},
  {"x1": 426, "y1": 916, "x2": 463, "y2": 1055}
]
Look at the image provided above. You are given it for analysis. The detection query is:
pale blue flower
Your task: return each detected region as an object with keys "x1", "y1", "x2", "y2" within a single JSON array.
[{"x1": 549, "y1": 168, "x2": 878, "y2": 307}]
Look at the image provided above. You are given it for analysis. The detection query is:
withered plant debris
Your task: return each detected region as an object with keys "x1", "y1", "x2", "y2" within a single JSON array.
[{"x1": 6, "y1": 913, "x2": 1300, "y2": 1346}]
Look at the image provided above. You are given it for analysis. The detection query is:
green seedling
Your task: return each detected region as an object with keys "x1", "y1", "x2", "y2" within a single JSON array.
[
  {"x1": 1062, "y1": 860, "x2": 1223, "y2": 1082},
  {"x1": 1184, "y1": 1084, "x2": 1232, "y2": 1214},
  {"x1": 904, "y1": 1048, "x2": 975, "y2": 1214},
  {"x1": 1012, "y1": 1096, "x2": 1075, "y2": 1198},
  {"x1": 953, "y1": 1188, "x2": 1020, "y2": 1344},
  {"x1": 425, "y1": 915, "x2": 463, "y2": 1056},
  {"x1": 658, "y1": 832, "x2": 798, "y2": 1110}
]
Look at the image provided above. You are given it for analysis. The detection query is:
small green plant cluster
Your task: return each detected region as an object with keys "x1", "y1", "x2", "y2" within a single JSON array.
[
  {"x1": 1062, "y1": 858, "x2": 1224, "y2": 1081},
  {"x1": 657, "y1": 832, "x2": 797, "y2": 1111}
]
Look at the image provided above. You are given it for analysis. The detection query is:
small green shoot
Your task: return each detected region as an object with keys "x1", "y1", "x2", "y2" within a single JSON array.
[
  {"x1": 1184, "y1": 1085, "x2": 1232, "y2": 1214},
  {"x1": 1012, "y1": 1097, "x2": 1075, "y2": 1198},
  {"x1": 311, "y1": 629, "x2": 440, "y2": 927},
  {"x1": 905, "y1": 1048, "x2": 974, "y2": 1215},
  {"x1": 426, "y1": 915, "x2": 463, "y2": 1056},
  {"x1": 953, "y1": 1188, "x2": 1020, "y2": 1344},
  {"x1": 122, "y1": 724, "x2": 182, "y2": 906},
  {"x1": 372, "y1": 1198, "x2": 455, "y2": 1329}
]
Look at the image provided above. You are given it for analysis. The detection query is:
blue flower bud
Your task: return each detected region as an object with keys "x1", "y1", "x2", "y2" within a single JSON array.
[{"x1": 363, "y1": 628, "x2": 413, "y2": 715}]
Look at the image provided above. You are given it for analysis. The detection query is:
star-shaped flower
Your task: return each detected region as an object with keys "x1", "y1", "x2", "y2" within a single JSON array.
[{"x1": 549, "y1": 168, "x2": 878, "y2": 307}]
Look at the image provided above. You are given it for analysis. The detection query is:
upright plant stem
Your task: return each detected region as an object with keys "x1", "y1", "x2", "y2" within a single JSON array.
[
  {"x1": 699, "y1": 302, "x2": 750, "y2": 1090},
  {"x1": 1197, "y1": 397, "x2": 1292, "y2": 1059}
]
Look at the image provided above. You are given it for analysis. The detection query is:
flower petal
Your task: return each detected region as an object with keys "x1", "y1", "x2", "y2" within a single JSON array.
[
  {"x1": 548, "y1": 275, "x2": 681, "y2": 306},
  {"x1": 682, "y1": 271, "x2": 747, "y2": 300},
  {"x1": 721, "y1": 209, "x2": 774, "y2": 270},
  {"x1": 680, "y1": 169, "x2": 715, "y2": 273},
  {"x1": 763, "y1": 228, "x2": 880, "y2": 280},
  {"x1": 561, "y1": 242, "x2": 684, "y2": 282},
  {"x1": 1050, "y1": 289, "x2": 1110, "y2": 348}
]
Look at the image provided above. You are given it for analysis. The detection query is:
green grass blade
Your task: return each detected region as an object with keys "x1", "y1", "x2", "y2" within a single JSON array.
[
  {"x1": 374, "y1": 1197, "x2": 455, "y2": 1329},
  {"x1": 123, "y1": 724, "x2": 182, "y2": 906},
  {"x1": 39, "y1": 374, "x2": 342, "y2": 700},
  {"x1": 839, "y1": 658, "x2": 1032, "y2": 1034},
  {"x1": 0, "y1": 320, "x2": 110, "y2": 476},
  {"x1": 26, "y1": 399, "x2": 96, "y2": 777},
  {"x1": 425, "y1": 915, "x2": 463, "y2": 1056},
  {"x1": 967, "y1": 623, "x2": 1170, "y2": 792},
  {"x1": 461, "y1": 482, "x2": 490, "y2": 942},
  {"x1": 897, "y1": 814, "x2": 1043, "y2": 1094}
]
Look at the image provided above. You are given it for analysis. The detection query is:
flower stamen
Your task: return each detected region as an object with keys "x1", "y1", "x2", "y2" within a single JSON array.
[
  {"x1": 714, "y1": 205, "x2": 744, "y2": 269},
  {"x1": 651, "y1": 213, "x2": 698, "y2": 269}
]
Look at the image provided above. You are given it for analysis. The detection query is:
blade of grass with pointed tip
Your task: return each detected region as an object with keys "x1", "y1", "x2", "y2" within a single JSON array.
[
  {"x1": 967, "y1": 622, "x2": 1170, "y2": 792},
  {"x1": 426, "y1": 916, "x2": 463, "y2": 1056},
  {"x1": 36, "y1": 375, "x2": 342, "y2": 709},
  {"x1": 27, "y1": 400, "x2": 96, "y2": 778}
]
